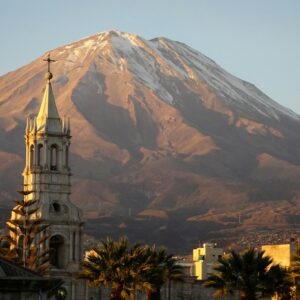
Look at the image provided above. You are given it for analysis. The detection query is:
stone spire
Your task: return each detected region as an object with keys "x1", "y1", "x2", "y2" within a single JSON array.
[{"x1": 36, "y1": 53, "x2": 61, "y2": 133}]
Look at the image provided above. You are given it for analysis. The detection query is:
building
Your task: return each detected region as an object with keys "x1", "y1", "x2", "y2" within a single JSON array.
[
  {"x1": 8, "y1": 55, "x2": 85, "y2": 299},
  {"x1": 0, "y1": 257, "x2": 63, "y2": 299},
  {"x1": 177, "y1": 261, "x2": 194, "y2": 277},
  {"x1": 193, "y1": 243, "x2": 223, "y2": 280},
  {"x1": 262, "y1": 241, "x2": 296, "y2": 267}
]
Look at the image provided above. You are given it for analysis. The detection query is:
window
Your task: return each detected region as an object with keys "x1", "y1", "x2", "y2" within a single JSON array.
[
  {"x1": 37, "y1": 144, "x2": 43, "y2": 166},
  {"x1": 49, "y1": 235, "x2": 65, "y2": 268},
  {"x1": 52, "y1": 202, "x2": 61, "y2": 212},
  {"x1": 72, "y1": 231, "x2": 76, "y2": 261},
  {"x1": 65, "y1": 145, "x2": 69, "y2": 167},
  {"x1": 29, "y1": 145, "x2": 34, "y2": 168},
  {"x1": 50, "y1": 145, "x2": 58, "y2": 170}
]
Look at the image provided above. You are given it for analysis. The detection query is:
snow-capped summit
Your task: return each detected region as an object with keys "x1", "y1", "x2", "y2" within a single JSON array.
[{"x1": 54, "y1": 30, "x2": 299, "y2": 121}]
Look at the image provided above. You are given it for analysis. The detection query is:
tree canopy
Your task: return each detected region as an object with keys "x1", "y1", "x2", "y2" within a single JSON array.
[
  {"x1": 79, "y1": 236, "x2": 183, "y2": 300},
  {"x1": 205, "y1": 248, "x2": 293, "y2": 300}
]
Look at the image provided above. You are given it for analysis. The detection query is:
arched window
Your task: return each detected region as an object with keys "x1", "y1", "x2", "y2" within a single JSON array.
[
  {"x1": 50, "y1": 145, "x2": 58, "y2": 170},
  {"x1": 49, "y1": 235, "x2": 65, "y2": 269},
  {"x1": 30, "y1": 145, "x2": 34, "y2": 169},
  {"x1": 65, "y1": 145, "x2": 69, "y2": 168},
  {"x1": 72, "y1": 231, "x2": 76, "y2": 261},
  {"x1": 37, "y1": 144, "x2": 43, "y2": 167}
]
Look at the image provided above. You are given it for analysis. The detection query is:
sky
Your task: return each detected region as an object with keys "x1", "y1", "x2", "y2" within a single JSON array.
[{"x1": 1, "y1": 0, "x2": 299, "y2": 113}]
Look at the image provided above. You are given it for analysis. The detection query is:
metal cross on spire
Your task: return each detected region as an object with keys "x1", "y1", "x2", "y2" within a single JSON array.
[{"x1": 43, "y1": 53, "x2": 56, "y2": 73}]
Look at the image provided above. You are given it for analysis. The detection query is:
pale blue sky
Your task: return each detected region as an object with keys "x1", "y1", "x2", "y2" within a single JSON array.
[{"x1": 1, "y1": 0, "x2": 299, "y2": 113}]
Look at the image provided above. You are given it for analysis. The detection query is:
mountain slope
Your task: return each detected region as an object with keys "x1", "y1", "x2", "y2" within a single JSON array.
[{"x1": 1, "y1": 30, "x2": 300, "y2": 252}]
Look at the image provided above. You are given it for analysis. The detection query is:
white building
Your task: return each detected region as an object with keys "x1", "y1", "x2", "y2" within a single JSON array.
[{"x1": 193, "y1": 243, "x2": 223, "y2": 280}]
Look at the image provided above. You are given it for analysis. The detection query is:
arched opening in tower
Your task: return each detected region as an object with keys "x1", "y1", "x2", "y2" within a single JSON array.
[
  {"x1": 65, "y1": 145, "x2": 69, "y2": 168},
  {"x1": 37, "y1": 144, "x2": 43, "y2": 167},
  {"x1": 49, "y1": 235, "x2": 65, "y2": 268},
  {"x1": 30, "y1": 145, "x2": 34, "y2": 169},
  {"x1": 50, "y1": 145, "x2": 58, "y2": 170}
]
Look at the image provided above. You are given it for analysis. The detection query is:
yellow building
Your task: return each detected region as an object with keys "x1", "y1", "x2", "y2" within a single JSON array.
[
  {"x1": 262, "y1": 242, "x2": 296, "y2": 267},
  {"x1": 193, "y1": 243, "x2": 223, "y2": 280}
]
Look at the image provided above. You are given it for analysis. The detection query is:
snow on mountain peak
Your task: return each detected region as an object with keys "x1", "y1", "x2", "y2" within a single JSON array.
[{"x1": 54, "y1": 30, "x2": 299, "y2": 120}]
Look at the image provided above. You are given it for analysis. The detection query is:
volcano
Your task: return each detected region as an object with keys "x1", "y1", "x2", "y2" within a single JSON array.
[{"x1": 1, "y1": 30, "x2": 300, "y2": 252}]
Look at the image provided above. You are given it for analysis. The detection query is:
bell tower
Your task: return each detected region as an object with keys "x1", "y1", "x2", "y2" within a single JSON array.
[{"x1": 10, "y1": 54, "x2": 84, "y2": 299}]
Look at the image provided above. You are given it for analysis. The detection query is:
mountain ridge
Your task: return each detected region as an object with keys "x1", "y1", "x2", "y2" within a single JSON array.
[{"x1": 1, "y1": 30, "x2": 300, "y2": 252}]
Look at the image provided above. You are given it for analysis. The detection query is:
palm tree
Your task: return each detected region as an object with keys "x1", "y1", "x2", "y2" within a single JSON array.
[
  {"x1": 145, "y1": 247, "x2": 184, "y2": 300},
  {"x1": 79, "y1": 236, "x2": 153, "y2": 300},
  {"x1": 144, "y1": 248, "x2": 165, "y2": 300},
  {"x1": 205, "y1": 248, "x2": 291, "y2": 300},
  {"x1": 80, "y1": 237, "x2": 184, "y2": 300},
  {"x1": 266, "y1": 264, "x2": 293, "y2": 300},
  {"x1": 290, "y1": 245, "x2": 300, "y2": 299},
  {"x1": 165, "y1": 254, "x2": 184, "y2": 300}
]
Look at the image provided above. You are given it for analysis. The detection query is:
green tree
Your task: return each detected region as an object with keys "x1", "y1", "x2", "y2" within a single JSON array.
[
  {"x1": 290, "y1": 245, "x2": 300, "y2": 299},
  {"x1": 5, "y1": 190, "x2": 49, "y2": 274},
  {"x1": 0, "y1": 234, "x2": 20, "y2": 262},
  {"x1": 266, "y1": 264, "x2": 293, "y2": 300},
  {"x1": 80, "y1": 237, "x2": 184, "y2": 300},
  {"x1": 165, "y1": 254, "x2": 184, "y2": 300},
  {"x1": 205, "y1": 248, "x2": 292, "y2": 300},
  {"x1": 79, "y1": 236, "x2": 153, "y2": 300},
  {"x1": 145, "y1": 247, "x2": 184, "y2": 300}
]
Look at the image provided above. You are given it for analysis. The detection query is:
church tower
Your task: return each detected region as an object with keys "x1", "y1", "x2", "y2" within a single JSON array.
[{"x1": 9, "y1": 55, "x2": 84, "y2": 299}]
